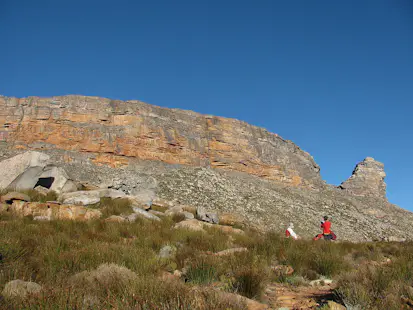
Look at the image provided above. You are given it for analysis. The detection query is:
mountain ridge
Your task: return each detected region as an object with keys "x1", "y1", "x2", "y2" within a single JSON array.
[{"x1": 0, "y1": 94, "x2": 410, "y2": 241}]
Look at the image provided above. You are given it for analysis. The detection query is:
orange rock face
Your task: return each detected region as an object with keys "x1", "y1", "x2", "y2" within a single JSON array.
[
  {"x1": 6, "y1": 201, "x2": 102, "y2": 220},
  {"x1": 0, "y1": 95, "x2": 322, "y2": 188}
]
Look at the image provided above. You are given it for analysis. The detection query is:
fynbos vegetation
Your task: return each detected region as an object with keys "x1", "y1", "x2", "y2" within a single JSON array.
[{"x1": 1, "y1": 197, "x2": 413, "y2": 309}]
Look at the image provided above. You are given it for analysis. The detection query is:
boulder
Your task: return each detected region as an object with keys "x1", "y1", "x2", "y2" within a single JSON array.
[
  {"x1": 129, "y1": 189, "x2": 155, "y2": 208},
  {"x1": 174, "y1": 219, "x2": 206, "y2": 232},
  {"x1": 309, "y1": 278, "x2": 333, "y2": 287},
  {"x1": 219, "y1": 213, "x2": 244, "y2": 227},
  {"x1": 128, "y1": 199, "x2": 151, "y2": 210},
  {"x1": 34, "y1": 186, "x2": 50, "y2": 196},
  {"x1": 214, "y1": 247, "x2": 248, "y2": 257},
  {"x1": 339, "y1": 157, "x2": 387, "y2": 198},
  {"x1": 1, "y1": 192, "x2": 31, "y2": 204},
  {"x1": 158, "y1": 245, "x2": 177, "y2": 259},
  {"x1": 181, "y1": 205, "x2": 197, "y2": 214},
  {"x1": 196, "y1": 207, "x2": 219, "y2": 224},
  {"x1": 0, "y1": 152, "x2": 76, "y2": 194},
  {"x1": 2, "y1": 279, "x2": 42, "y2": 299},
  {"x1": 165, "y1": 206, "x2": 184, "y2": 216},
  {"x1": 60, "y1": 189, "x2": 126, "y2": 205},
  {"x1": 174, "y1": 219, "x2": 245, "y2": 235},
  {"x1": 7, "y1": 201, "x2": 102, "y2": 221},
  {"x1": 127, "y1": 208, "x2": 161, "y2": 222},
  {"x1": 38, "y1": 165, "x2": 78, "y2": 193},
  {"x1": 152, "y1": 198, "x2": 174, "y2": 209},
  {"x1": 217, "y1": 291, "x2": 269, "y2": 310},
  {"x1": 388, "y1": 236, "x2": 406, "y2": 242},
  {"x1": 327, "y1": 301, "x2": 346, "y2": 310},
  {"x1": 148, "y1": 210, "x2": 166, "y2": 217},
  {"x1": 182, "y1": 211, "x2": 195, "y2": 220},
  {"x1": 203, "y1": 222, "x2": 245, "y2": 235},
  {"x1": 105, "y1": 215, "x2": 126, "y2": 223},
  {"x1": 69, "y1": 263, "x2": 138, "y2": 289},
  {"x1": 33, "y1": 215, "x2": 51, "y2": 221},
  {"x1": 0, "y1": 151, "x2": 49, "y2": 190}
]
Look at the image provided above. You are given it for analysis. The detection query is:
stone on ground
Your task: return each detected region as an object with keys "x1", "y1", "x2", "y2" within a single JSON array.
[
  {"x1": 2, "y1": 279, "x2": 42, "y2": 299},
  {"x1": 196, "y1": 206, "x2": 219, "y2": 224},
  {"x1": 174, "y1": 219, "x2": 206, "y2": 232},
  {"x1": 7, "y1": 201, "x2": 102, "y2": 220},
  {"x1": 182, "y1": 211, "x2": 195, "y2": 219},
  {"x1": 105, "y1": 215, "x2": 126, "y2": 223},
  {"x1": 0, "y1": 151, "x2": 76, "y2": 193},
  {"x1": 1, "y1": 192, "x2": 31, "y2": 203},
  {"x1": 152, "y1": 198, "x2": 174, "y2": 209},
  {"x1": 158, "y1": 245, "x2": 177, "y2": 259},
  {"x1": 165, "y1": 206, "x2": 184, "y2": 216},
  {"x1": 127, "y1": 208, "x2": 161, "y2": 222},
  {"x1": 327, "y1": 300, "x2": 347, "y2": 310},
  {"x1": 214, "y1": 247, "x2": 248, "y2": 256},
  {"x1": 128, "y1": 189, "x2": 155, "y2": 208},
  {"x1": 60, "y1": 189, "x2": 126, "y2": 205},
  {"x1": 69, "y1": 263, "x2": 138, "y2": 289},
  {"x1": 219, "y1": 213, "x2": 244, "y2": 227}
]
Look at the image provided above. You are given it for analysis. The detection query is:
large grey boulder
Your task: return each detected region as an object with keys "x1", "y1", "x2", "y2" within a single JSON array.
[
  {"x1": 60, "y1": 189, "x2": 126, "y2": 205},
  {"x1": 129, "y1": 189, "x2": 155, "y2": 208},
  {"x1": 0, "y1": 151, "x2": 49, "y2": 190},
  {"x1": 127, "y1": 208, "x2": 161, "y2": 222},
  {"x1": 2, "y1": 279, "x2": 42, "y2": 299},
  {"x1": 39, "y1": 166, "x2": 78, "y2": 193},
  {"x1": 0, "y1": 151, "x2": 76, "y2": 194},
  {"x1": 196, "y1": 206, "x2": 219, "y2": 224}
]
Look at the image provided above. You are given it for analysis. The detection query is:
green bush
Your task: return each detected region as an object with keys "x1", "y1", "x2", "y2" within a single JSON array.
[{"x1": 186, "y1": 257, "x2": 218, "y2": 284}]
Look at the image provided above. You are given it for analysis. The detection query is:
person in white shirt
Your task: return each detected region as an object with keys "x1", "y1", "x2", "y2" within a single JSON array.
[{"x1": 285, "y1": 223, "x2": 299, "y2": 240}]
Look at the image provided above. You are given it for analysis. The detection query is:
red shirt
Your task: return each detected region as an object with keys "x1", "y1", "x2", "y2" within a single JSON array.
[{"x1": 321, "y1": 221, "x2": 331, "y2": 234}]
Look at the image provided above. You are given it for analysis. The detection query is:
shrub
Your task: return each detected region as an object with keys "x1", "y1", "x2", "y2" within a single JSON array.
[
  {"x1": 99, "y1": 197, "x2": 133, "y2": 217},
  {"x1": 232, "y1": 266, "x2": 268, "y2": 299},
  {"x1": 186, "y1": 258, "x2": 218, "y2": 284}
]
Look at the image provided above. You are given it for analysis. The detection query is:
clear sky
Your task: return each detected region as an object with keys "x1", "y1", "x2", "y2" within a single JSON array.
[{"x1": 1, "y1": 1, "x2": 412, "y2": 210}]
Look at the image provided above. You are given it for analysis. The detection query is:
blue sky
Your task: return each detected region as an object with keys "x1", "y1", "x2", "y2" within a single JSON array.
[{"x1": 1, "y1": 1, "x2": 412, "y2": 210}]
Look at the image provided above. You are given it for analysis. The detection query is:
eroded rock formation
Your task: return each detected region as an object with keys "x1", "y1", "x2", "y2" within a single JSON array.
[{"x1": 339, "y1": 157, "x2": 387, "y2": 199}]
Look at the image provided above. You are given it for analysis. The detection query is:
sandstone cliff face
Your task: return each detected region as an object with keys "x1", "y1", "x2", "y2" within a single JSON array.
[
  {"x1": 339, "y1": 157, "x2": 387, "y2": 199},
  {"x1": 0, "y1": 95, "x2": 321, "y2": 188}
]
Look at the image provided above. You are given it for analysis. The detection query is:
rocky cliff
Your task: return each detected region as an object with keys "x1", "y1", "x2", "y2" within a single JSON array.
[
  {"x1": 0, "y1": 95, "x2": 321, "y2": 188},
  {"x1": 339, "y1": 157, "x2": 387, "y2": 199},
  {"x1": 0, "y1": 95, "x2": 411, "y2": 241}
]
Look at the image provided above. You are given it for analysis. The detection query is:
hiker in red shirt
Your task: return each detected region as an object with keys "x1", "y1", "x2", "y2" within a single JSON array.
[{"x1": 313, "y1": 216, "x2": 336, "y2": 240}]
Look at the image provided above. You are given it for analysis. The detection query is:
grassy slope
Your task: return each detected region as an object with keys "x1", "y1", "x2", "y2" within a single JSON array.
[{"x1": 1, "y1": 197, "x2": 413, "y2": 309}]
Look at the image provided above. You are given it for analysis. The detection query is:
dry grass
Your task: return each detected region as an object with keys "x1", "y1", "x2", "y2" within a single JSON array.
[{"x1": 1, "y1": 196, "x2": 413, "y2": 309}]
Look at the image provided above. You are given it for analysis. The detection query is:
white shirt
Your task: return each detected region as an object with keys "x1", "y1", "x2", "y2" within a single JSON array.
[{"x1": 287, "y1": 227, "x2": 298, "y2": 240}]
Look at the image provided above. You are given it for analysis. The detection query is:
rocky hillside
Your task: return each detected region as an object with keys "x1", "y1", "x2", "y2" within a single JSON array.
[{"x1": 0, "y1": 95, "x2": 411, "y2": 241}]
